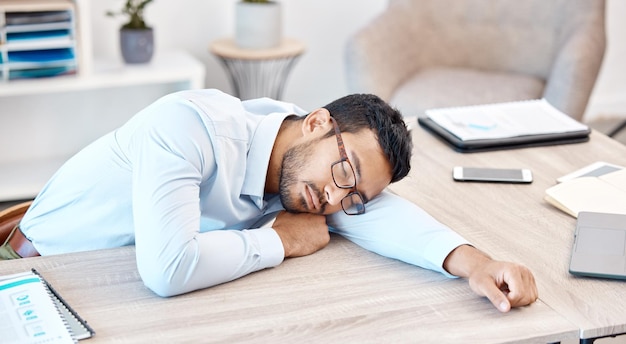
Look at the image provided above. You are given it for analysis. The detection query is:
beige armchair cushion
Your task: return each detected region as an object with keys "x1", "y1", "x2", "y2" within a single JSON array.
[{"x1": 391, "y1": 67, "x2": 544, "y2": 117}]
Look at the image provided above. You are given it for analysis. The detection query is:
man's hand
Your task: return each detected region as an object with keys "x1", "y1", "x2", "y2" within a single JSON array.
[
  {"x1": 467, "y1": 259, "x2": 538, "y2": 312},
  {"x1": 443, "y1": 245, "x2": 538, "y2": 312},
  {"x1": 272, "y1": 211, "x2": 330, "y2": 257}
]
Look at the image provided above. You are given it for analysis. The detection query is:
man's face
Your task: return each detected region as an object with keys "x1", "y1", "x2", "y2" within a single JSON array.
[{"x1": 279, "y1": 128, "x2": 392, "y2": 215}]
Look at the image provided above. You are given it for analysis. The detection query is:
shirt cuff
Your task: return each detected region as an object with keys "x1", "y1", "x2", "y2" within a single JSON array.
[
  {"x1": 250, "y1": 227, "x2": 284, "y2": 269},
  {"x1": 424, "y1": 232, "x2": 471, "y2": 278}
]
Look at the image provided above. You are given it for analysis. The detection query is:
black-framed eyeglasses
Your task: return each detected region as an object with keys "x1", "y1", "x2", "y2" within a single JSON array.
[{"x1": 329, "y1": 117, "x2": 366, "y2": 215}]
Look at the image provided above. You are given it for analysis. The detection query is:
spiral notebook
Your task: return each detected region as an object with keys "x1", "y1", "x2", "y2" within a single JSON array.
[
  {"x1": 0, "y1": 269, "x2": 94, "y2": 343},
  {"x1": 418, "y1": 99, "x2": 591, "y2": 152},
  {"x1": 31, "y1": 269, "x2": 95, "y2": 340}
]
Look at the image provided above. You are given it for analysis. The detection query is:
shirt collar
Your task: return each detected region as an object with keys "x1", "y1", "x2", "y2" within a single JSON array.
[{"x1": 242, "y1": 112, "x2": 291, "y2": 209}]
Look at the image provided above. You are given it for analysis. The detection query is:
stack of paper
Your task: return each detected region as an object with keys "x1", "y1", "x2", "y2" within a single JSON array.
[{"x1": 2, "y1": 8, "x2": 78, "y2": 81}]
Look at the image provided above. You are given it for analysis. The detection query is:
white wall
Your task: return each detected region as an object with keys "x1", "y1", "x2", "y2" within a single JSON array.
[
  {"x1": 88, "y1": 0, "x2": 387, "y2": 111},
  {"x1": 586, "y1": 0, "x2": 626, "y2": 121},
  {"x1": 88, "y1": 0, "x2": 625, "y2": 120},
  {"x1": 2, "y1": 0, "x2": 624, "y2": 160}
]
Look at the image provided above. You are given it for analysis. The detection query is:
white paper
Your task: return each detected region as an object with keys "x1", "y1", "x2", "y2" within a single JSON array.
[{"x1": 426, "y1": 99, "x2": 589, "y2": 141}]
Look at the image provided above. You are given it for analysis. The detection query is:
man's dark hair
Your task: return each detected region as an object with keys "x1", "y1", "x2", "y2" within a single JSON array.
[{"x1": 322, "y1": 93, "x2": 413, "y2": 183}]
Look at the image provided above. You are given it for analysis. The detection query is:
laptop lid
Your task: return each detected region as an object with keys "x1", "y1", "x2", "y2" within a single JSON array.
[{"x1": 569, "y1": 212, "x2": 626, "y2": 280}]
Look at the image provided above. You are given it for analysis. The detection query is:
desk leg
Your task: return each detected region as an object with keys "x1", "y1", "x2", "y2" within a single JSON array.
[
  {"x1": 581, "y1": 333, "x2": 626, "y2": 344},
  {"x1": 217, "y1": 55, "x2": 302, "y2": 100}
]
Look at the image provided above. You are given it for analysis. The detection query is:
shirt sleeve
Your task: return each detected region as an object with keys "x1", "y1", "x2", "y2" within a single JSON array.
[
  {"x1": 327, "y1": 190, "x2": 470, "y2": 278},
  {"x1": 127, "y1": 100, "x2": 284, "y2": 297}
]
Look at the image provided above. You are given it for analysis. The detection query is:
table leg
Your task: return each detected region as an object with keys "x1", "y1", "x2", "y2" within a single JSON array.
[{"x1": 217, "y1": 55, "x2": 302, "y2": 100}]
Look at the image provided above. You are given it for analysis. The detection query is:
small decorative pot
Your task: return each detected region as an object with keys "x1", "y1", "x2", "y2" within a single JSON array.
[
  {"x1": 120, "y1": 28, "x2": 154, "y2": 64},
  {"x1": 235, "y1": 1, "x2": 282, "y2": 49}
]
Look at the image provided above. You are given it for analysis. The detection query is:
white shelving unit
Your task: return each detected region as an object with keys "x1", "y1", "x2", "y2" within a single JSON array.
[
  {"x1": 0, "y1": 0, "x2": 206, "y2": 201},
  {"x1": 0, "y1": 50, "x2": 205, "y2": 97}
]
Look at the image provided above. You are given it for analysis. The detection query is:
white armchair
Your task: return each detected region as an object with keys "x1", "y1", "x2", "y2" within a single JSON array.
[{"x1": 345, "y1": 0, "x2": 606, "y2": 121}]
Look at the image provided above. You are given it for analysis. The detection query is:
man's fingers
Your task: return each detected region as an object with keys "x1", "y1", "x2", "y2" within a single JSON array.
[
  {"x1": 503, "y1": 267, "x2": 539, "y2": 307},
  {"x1": 272, "y1": 211, "x2": 329, "y2": 257},
  {"x1": 469, "y1": 262, "x2": 538, "y2": 312},
  {"x1": 479, "y1": 280, "x2": 511, "y2": 312}
]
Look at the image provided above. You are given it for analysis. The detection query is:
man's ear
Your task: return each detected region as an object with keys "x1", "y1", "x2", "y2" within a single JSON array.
[{"x1": 302, "y1": 108, "x2": 332, "y2": 136}]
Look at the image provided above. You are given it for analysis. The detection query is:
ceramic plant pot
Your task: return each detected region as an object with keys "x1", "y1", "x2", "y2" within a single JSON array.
[
  {"x1": 120, "y1": 28, "x2": 154, "y2": 64},
  {"x1": 235, "y1": 1, "x2": 282, "y2": 49}
]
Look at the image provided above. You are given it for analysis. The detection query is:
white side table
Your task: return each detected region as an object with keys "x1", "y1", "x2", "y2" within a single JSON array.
[{"x1": 210, "y1": 38, "x2": 305, "y2": 100}]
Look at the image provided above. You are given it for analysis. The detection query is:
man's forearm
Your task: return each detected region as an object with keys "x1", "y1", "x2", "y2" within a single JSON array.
[
  {"x1": 442, "y1": 244, "x2": 491, "y2": 278},
  {"x1": 137, "y1": 228, "x2": 284, "y2": 297},
  {"x1": 327, "y1": 190, "x2": 470, "y2": 276}
]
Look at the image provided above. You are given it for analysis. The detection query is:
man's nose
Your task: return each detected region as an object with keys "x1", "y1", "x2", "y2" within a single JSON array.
[{"x1": 326, "y1": 184, "x2": 350, "y2": 206}]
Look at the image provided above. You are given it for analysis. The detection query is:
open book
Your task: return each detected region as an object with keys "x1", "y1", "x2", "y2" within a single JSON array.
[
  {"x1": 544, "y1": 168, "x2": 626, "y2": 217},
  {"x1": 0, "y1": 270, "x2": 94, "y2": 343},
  {"x1": 418, "y1": 99, "x2": 591, "y2": 152}
]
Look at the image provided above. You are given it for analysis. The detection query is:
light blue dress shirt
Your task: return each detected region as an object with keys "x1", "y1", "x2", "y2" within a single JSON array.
[{"x1": 20, "y1": 89, "x2": 468, "y2": 296}]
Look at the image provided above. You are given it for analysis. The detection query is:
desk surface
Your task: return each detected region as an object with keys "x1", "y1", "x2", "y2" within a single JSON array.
[
  {"x1": 3, "y1": 121, "x2": 626, "y2": 343},
  {"x1": 388, "y1": 119, "x2": 626, "y2": 340},
  {"x1": 0, "y1": 238, "x2": 575, "y2": 343}
]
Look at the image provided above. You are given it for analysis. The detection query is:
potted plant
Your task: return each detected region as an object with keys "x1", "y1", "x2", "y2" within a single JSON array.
[
  {"x1": 235, "y1": 0, "x2": 282, "y2": 49},
  {"x1": 106, "y1": 0, "x2": 155, "y2": 64}
]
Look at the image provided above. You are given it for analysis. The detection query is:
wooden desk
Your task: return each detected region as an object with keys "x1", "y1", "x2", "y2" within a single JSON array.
[
  {"x1": 388, "y1": 120, "x2": 626, "y2": 343},
  {"x1": 0, "y1": 237, "x2": 575, "y2": 343}
]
